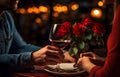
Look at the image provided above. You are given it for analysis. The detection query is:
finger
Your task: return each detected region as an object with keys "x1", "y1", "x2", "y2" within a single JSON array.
[
  {"x1": 81, "y1": 52, "x2": 92, "y2": 55},
  {"x1": 45, "y1": 57, "x2": 62, "y2": 64},
  {"x1": 35, "y1": 55, "x2": 46, "y2": 63},
  {"x1": 80, "y1": 53, "x2": 90, "y2": 57},
  {"x1": 81, "y1": 52, "x2": 94, "y2": 57},
  {"x1": 71, "y1": 58, "x2": 76, "y2": 62},
  {"x1": 47, "y1": 49, "x2": 59, "y2": 53},
  {"x1": 80, "y1": 53, "x2": 83, "y2": 58},
  {"x1": 67, "y1": 57, "x2": 76, "y2": 62},
  {"x1": 41, "y1": 54, "x2": 47, "y2": 58},
  {"x1": 46, "y1": 52, "x2": 62, "y2": 59},
  {"x1": 36, "y1": 54, "x2": 46, "y2": 60},
  {"x1": 88, "y1": 57, "x2": 94, "y2": 60},
  {"x1": 77, "y1": 58, "x2": 83, "y2": 64},
  {"x1": 82, "y1": 52, "x2": 96, "y2": 59},
  {"x1": 46, "y1": 45, "x2": 60, "y2": 50}
]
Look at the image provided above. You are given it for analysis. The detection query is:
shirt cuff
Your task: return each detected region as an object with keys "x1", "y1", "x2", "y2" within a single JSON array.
[
  {"x1": 89, "y1": 66, "x2": 102, "y2": 77},
  {"x1": 20, "y1": 52, "x2": 33, "y2": 66}
]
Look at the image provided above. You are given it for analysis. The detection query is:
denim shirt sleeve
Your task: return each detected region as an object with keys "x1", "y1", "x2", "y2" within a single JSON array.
[
  {"x1": 0, "y1": 11, "x2": 41, "y2": 68},
  {"x1": 9, "y1": 29, "x2": 40, "y2": 66}
]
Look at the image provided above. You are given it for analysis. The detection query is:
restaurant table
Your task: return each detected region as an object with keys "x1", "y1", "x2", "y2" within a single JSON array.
[
  {"x1": 13, "y1": 71, "x2": 88, "y2": 77},
  {"x1": 12, "y1": 65, "x2": 89, "y2": 77}
]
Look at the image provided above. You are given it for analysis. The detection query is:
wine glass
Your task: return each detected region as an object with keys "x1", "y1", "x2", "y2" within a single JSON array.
[
  {"x1": 49, "y1": 23, "x2": 71, "y2": 63},
  {"x1": 49, "y1": 24, "x2": 71, "y2": 50}
]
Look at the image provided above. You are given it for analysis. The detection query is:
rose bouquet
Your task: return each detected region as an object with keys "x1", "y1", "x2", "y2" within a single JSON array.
[{"x1": 56, "y1": 17, "x2": 106, "y2": 59}]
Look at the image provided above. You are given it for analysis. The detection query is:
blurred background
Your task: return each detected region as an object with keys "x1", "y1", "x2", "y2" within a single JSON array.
[{"x1": 10, "y1": 0, "x2": 114, "y2": 47}]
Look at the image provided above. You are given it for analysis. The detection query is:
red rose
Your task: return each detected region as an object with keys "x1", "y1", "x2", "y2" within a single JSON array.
[
  {"x1": 93, "y1": 23, "x2": 105, "y2": 35},
  {"x1": 73, "y1": 23, "x2": 86, "y2": 35},
  {"x1": 82, "y1": 17, "x2": 94, "y2": 27},
  {"x1": 57, "y1": 22, "x2": 71, "y2": 38}
]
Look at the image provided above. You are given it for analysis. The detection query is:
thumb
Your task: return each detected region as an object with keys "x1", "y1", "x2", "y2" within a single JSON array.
[{"x1": 77, "y1": 58, "x2": 83, "y2": 64}]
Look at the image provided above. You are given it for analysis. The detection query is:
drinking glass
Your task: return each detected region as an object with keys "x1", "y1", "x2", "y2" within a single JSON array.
[
  {"x1": 49, "y1": 23, "x2": 71, "y2": 63},
  {"x1": 49, "y1": 24, "x2": 71, "y2": 50}
]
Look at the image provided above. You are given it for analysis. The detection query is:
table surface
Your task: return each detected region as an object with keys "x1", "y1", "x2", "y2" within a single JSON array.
[
  {"x1": 13, "y1": 71, "x2": 88, "y2": 77},
  {"x1": 12, "y1": 65, "x2": 89, "y2": 77}
]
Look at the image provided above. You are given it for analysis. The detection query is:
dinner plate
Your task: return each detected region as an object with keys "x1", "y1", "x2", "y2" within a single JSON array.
[
  {"x1": 44, "y1": 68, "x2": 85, "y2": 76},
  {"x1": 43, "y1": 63, "x2": 85, "y2": 76}
]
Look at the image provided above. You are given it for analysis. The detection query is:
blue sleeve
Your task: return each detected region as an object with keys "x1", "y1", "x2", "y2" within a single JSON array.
[
  {"x1": 10, "y1": 29, "x2": 40, "y2": 66},
  {"x1": 0, "y1": 11, "x2": 41, "y2": 68}
]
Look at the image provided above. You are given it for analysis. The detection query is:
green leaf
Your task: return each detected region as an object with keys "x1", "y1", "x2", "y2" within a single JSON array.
[
  {"x1": 85, "y1": 34, "x2": 92, "y2": 40},
  {"x1": 78, "y1": 41, "x2": 85, "y2": 49},
  {"x1": 69, "y1": 47, "x2": 78, "y2": 55},
  {"x1": 72, "y1": 47, "x2": 78, "y2": 55},
  {"x1": 71, "y1": 41, "x2": 76, "y2": 45},
  {"x1": 69, "y1": 48, "x2": 73, "y2": 55}
]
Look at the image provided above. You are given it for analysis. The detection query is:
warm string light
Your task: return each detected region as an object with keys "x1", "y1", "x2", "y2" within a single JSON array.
[
  {"x1": 17, "y1": 3, "x2": 80, "y2": 14},
  {"x1": 17, "y1": 5, "x2": 49, "y2": 14},
  {"x1": 35, "y1": 18, "x2": 42, "y2": 24},
  {"x1": 19, "y1": 8, "x2": 26, "y2": 14},
  {"x1": 17, "y1": 3, "x2": 103, "y2": 19},
  {"x1": 71, "y1": 3, "x2": 79, "y2": 11},
  {"x1": 39, "y1": 6, "x2": 48, "y2": 13},
  {"x1": 90, "y1": 8, "x2": 103, "y2": 18},
  {"x1": 98, "y1": 1, "x2": 104, "y2": 7},
  {"x1": 53, "y1": 12, "x2": 59, "y2": 17},
  {"x1": 53, "y1": 4, "x2": 68, "y2": 13},
  {"x1": 27, "y1": 8, "x2": 33, "y2": 13}
]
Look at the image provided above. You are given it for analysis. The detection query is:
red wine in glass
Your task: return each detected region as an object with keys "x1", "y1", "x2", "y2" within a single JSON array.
[
  {"x1": 49, "y1": 24, "x2": 71, "y2": 50},
  {"x1": 49, "y1": 24, "x2": 71, "y2": 63},
  {"x1": 49, "y1": 39, "x2": 71, "y2": 50}
]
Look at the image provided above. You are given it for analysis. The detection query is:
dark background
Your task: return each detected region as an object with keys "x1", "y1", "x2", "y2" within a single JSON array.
[{"x1": 10, "y1": 0, "x2": 114, "y2": 47}]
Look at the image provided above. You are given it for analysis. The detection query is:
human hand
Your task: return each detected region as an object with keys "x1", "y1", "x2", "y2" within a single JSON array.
[
  {"x1": 80, "y1": 52, "x2": 105, "y2": 65},
  {"x1": 63, "y1": 51, "x2": 76, "y2": 63},
  {"x1": 77, "y1": 57, "x2": 96, "y2": 73},
  {"x1": 31, "y1": 45, "x2": 60, "y2": 65}
]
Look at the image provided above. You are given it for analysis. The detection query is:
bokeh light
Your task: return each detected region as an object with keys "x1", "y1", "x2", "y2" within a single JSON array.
[
  {"x1": 98, "y1": 1, "x2": 104, "y2": 7},
  {"x1": 91, "y1": 8, "x2": 103, "y2": 18},
  {"x1": 19, "y1": 8, "x2": 26, "y2": 14},
  {"x1": 71, "y1": 3, "x2": 79, "y2": 11},
  {"x1": 53, "y1": 12, "x2": 59, "y2": 17},
  {"x1": 39, "y1": 6, "x2": 48, "y2": 13},
  {"x1": 35, "y1": 18, "x2": 42, "y2": 24},
  {"x1": 27, "y1": 8, "x2": 33, "y2": 13}
]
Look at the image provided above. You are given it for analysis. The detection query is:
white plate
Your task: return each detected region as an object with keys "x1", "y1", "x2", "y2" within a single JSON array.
[
  {"x1": 44, "y1": 63, "x2": 85, "y2": 76},
  {"x1": 58, "y1": 63, "x2": 77, "y2": 71}
]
